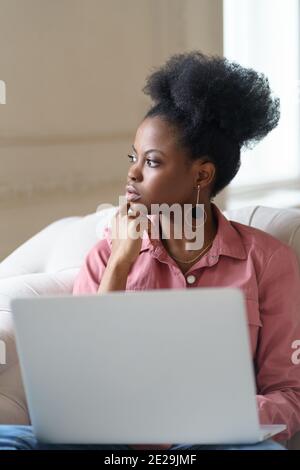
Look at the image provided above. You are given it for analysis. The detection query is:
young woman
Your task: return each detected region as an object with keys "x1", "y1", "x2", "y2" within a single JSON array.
[{"x1": 1, "y1": 51, "x2": 299, "y2": 451}]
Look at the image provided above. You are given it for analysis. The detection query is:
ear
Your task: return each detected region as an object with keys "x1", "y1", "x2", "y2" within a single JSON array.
[{"x1": 195, "y1": 159, "x2": 216, "y2": 188}]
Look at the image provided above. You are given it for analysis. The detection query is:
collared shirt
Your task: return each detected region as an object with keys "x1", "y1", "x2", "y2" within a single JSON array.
[{"x1": 73, "y1": 202, "x2": 300, "y2": 442}]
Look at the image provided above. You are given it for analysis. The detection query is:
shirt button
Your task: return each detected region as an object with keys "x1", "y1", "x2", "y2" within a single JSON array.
[{"x1": 186, "y1": 274, "x2": 196, "y2": 285}]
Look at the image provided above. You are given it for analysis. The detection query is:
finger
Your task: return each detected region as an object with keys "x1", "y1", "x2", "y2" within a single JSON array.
[
  {"x1": 127, "y1": 205, "x2": 137, "y2": 217},
  {"x1": 127, "y1": 203, "x2": 142, "y2": 218},
  {"x1": 119, "y1": 201, "x2": 130, "y2": 217}
]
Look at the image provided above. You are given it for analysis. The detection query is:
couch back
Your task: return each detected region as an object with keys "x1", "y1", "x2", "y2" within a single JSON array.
[{"x1": 1, "y1": 205, "x2": 300, "y2": 279}]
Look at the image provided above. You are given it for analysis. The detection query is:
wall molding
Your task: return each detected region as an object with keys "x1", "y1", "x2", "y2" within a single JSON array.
[
  {"x1": 0, "y1": 177, "x2": 125, "y2": 205},
  {"x1": 0, "y1": 131, "x2": 133, "y2": 148},
  {"x1": 0, "y1": 132, "x2": 133, "y2": 203}
]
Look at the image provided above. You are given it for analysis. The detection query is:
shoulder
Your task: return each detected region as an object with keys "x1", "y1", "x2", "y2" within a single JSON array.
[{"x1": 230, "y1": 218, "x2": 298, "y2": 267}]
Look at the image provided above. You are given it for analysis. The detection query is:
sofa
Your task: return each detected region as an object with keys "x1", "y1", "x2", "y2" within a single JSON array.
[{"x1": 0, "y1": 204, "x2": 300, "y2": 449}]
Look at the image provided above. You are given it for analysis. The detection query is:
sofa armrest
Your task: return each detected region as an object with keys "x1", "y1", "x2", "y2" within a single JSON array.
[
  {"x1": 0, "y1": 363, "x2": 30, "y2": 425},
  {"x1": 0, "y1": 217, "x2": 81, "y2": 279},
  {"x1": 0, "y1": 269, "x2": 79, "y2": 423}
]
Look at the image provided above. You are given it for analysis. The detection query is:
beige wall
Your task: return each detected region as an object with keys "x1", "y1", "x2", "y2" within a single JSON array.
[{"x1": 0, "y1": 0, "x2": 224, "y2": 261}]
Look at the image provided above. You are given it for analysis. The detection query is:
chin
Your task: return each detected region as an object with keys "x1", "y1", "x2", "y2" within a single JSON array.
[{"x1": 129, "y1": 200, "x2": 150, "y2": 214}]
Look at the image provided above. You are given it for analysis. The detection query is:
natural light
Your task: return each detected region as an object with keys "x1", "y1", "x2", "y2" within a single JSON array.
[{"x1": 223, "y1": 0, "x2": 300, "y2": 190}]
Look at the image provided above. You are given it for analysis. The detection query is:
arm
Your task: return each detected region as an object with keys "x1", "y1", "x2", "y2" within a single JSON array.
[
  {"x1": 72, "y1": 240, "x2": 133, "y2": 295},
  {"x1": 97, "y1": 202, "x2": 149, "y2": 293},
  {"x1": 72, "y1": 202, "x2": 145, "y2": 296},
  {"x1": 97, "y1": 258, "x2": 132, "y2": 294},
  {"x1": 255, "y1": 244, "x2": 300, "y2": 441}
]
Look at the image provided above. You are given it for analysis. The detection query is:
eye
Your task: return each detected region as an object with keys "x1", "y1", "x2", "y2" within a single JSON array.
[
  {"x1": 146, "y1": 160, "x2": 159, "y2": 168},
  {"x1": 127, "y1": 154, "x2": 137, "y2": 163},
  {"x1": 127, "y1": 155, "x2": 159, "y2": 168}
]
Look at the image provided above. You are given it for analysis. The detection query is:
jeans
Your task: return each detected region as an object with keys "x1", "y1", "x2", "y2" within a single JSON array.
[{"x1": 0, "y1": 426, "x2": 286, "y2": 450}]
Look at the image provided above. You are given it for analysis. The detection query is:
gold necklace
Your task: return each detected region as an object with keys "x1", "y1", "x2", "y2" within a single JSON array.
[{"x1": 169, "y1": 240, "x2": 214, "y2": 264}]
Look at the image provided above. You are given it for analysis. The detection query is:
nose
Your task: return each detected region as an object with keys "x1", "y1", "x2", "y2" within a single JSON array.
[{"x1": 128, "y1": 161, "x2": 143, "y2": 182}]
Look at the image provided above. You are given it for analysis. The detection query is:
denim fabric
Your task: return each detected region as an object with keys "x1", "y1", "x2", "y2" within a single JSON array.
[{"x1": 0, "y1": 426, "x2": 286, "y2": 450}]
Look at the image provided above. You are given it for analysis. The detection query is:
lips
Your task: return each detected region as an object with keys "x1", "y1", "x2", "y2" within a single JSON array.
[
  {"x1": 126, "y1": 191, "x2": 141, "y2": 202},
  {"x1": 126, "y1": 185, "x2": 140, "y2": 196},
  {"x1": 126, "y1": 185, "x2": 141, "y2": 201}
]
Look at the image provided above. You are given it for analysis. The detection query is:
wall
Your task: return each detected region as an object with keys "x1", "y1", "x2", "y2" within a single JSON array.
[{"x1": 0, "y1": 0, "x2": 224, "y2": 261}]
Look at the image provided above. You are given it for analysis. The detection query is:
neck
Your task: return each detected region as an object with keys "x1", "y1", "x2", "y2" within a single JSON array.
[{"x1": 159, "y1": 202, "x2": 218, "y2": 256}]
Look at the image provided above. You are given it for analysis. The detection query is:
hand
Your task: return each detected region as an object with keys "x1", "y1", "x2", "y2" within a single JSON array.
[{"x1": 109, "y1": 201, "x2": 151, "y2": 267}]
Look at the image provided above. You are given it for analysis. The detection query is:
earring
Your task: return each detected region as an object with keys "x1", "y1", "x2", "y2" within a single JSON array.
[{"x1": 184, "y1": 184, "x2": 207, "y2": 228}]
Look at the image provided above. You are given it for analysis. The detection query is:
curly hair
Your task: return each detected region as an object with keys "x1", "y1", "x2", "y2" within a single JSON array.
[{"x1": 142, "y1": 51, "x2": 280, "y2": 198}]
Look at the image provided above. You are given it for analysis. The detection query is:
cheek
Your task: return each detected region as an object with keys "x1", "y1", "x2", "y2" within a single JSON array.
[
  {"x1": 145, "y1": 167, "x2": 189, "y2": 203},
  {"x1": 151, "y1": 181, "x2": 187, "y2": 206}
]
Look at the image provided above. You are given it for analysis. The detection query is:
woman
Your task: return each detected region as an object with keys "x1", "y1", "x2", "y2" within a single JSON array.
[{"x1": 1, "y1": 51, "x2": 299, "y2": 451}]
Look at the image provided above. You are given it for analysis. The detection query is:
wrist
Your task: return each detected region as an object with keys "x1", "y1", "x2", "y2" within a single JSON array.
[{"x1": 107, "y1": 256, "x2": 133, "y2": 272}]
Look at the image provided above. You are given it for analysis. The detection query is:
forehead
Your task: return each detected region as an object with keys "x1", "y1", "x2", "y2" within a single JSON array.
[{"x1": 134, "y1": 116, "x2": 179, "y2": 150}]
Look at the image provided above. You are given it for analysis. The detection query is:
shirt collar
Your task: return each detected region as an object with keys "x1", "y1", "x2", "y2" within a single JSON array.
[{"x1": 140, "y1": 202, "x2": 247, "y2": 261}]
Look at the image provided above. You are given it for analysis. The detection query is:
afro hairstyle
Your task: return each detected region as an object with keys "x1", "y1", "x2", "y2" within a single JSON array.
[{"x1": 142, "y1": 51, "x2": 280, "y2": 197}]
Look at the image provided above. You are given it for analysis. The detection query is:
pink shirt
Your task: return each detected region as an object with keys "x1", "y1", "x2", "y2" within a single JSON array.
[{"x1": 73, "y1": 202, "x2": 300, "y2": 442}]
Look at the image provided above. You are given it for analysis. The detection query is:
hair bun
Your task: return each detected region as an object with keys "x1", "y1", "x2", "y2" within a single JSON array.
[{"x1": 143, "y1": 51, "x2": 280, "y2": 148}]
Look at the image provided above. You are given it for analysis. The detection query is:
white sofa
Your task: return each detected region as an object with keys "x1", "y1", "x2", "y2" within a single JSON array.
[{"x1": 1, "y1": 204, "x2": 300, "y2": 449}]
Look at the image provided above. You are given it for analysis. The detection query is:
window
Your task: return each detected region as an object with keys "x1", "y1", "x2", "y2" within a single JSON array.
[{"x1": 223, "y1": 0, "x2": 300, "y2": 209}]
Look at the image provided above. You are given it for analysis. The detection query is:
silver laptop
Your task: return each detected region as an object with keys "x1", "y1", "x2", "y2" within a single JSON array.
[{"x1": 10, "y1": 288, "x2": 286, "y2": 445}]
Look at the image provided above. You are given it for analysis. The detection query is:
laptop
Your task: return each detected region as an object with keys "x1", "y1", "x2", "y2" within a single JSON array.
[{"x1": 10, "y1": 288, "x2": 286, "y2": 445}]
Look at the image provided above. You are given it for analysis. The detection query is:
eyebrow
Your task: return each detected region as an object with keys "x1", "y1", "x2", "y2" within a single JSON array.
[{"x1": 132, "y1": 144, "x2": 166, "y2": 157}]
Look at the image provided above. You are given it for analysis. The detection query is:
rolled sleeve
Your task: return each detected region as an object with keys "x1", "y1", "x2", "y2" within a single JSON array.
[
  {"x1": 72, "y1": 231, "x2": 111, "y2": 295},
  {"x1": 256, "y1": 245, "x2": 300, "y2": 441}
]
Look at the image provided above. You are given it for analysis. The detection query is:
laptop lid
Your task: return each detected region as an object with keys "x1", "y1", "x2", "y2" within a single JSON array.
[{"x1": 11, "y1": 288, "x2": 267, "y2": 444}]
